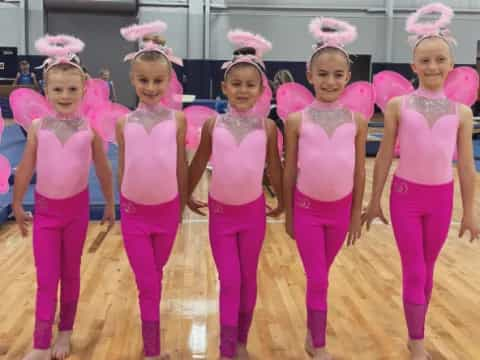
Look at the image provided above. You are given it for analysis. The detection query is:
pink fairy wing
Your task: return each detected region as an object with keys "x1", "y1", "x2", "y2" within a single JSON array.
[
  {"x1": 0, "y1": 154, "x2": 11, "y2": 194},
  {"x1": 252, "y1": 74, "x2": 273, "y2": 118},
  {"x1": 445, "y1": 66, "x2": 479, "y2": 106},
  {"x1": 276, "y1": 83, "x2": 314, "y2": 121},
  {"x1": 184, "y1": 105, "x2": 218, "y2": 150},
  {"x1": 89, "y1": 102, "x2": 130, "y2": 143},
  {"x1": 339, "y1": 81, "x2": 375, "y2": 120},
  {"x1": 373, "y1": 71, "x2": 414, "y2": 113},
  {"x1": 80, "y1": 78, "x2": 110, "y2": 116},
  {"x1": 9, "y1": 88, "x2": 52, "y2": 130},
  {"x1": 160, "y1": 71, "x2": 184, "y2": 111}
]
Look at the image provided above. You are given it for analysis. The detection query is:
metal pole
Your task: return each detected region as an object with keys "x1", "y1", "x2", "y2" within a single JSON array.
[{"x1": 385, "y1": 0, "x2": 394, "y2": 63}]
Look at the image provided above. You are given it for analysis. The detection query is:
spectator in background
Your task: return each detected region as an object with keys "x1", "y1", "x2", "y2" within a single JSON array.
[
  {"x1": 99, "y1": 68, "x2": 117, "y2": 102},
  {"x1": 13, "y1": 60, "x2": 40, "y2": 90}
]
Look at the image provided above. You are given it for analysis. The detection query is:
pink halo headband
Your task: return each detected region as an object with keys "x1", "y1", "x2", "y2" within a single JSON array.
[
  {"x1": 121, "y1": 21, "x2": 183, "y2": 66},
  {"x1": 35, "y1": 34, "x2": 85, "y2": 73},
  {"x1": 406, "y1": 3, "x2": 456, "y2": 48},
  {"x1": 222, "y1": 29, "x2": 272, "y2": 77},
  {"x1": 307, "y1": 17, "x2": 357, "y2": 67},
  {"x1": 120, "y1": 20, "x2": 167, "y2": 41}
]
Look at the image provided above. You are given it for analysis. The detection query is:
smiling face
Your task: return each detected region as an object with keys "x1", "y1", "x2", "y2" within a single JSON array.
[
  {"x1": 411, "y1": 36, "x2": 453, "y2": 91},
  {"x1": 45, "y1": 66, "x2": 85, "y2": 115},
  {"x1": 221, "y1": 64, "x2": 264, "y2": 112},
  {"x1": 307, "y1": 48, "x2": 351, "y2": 103},
  {"x1": 130, "y1": 55, "x2": 171, "y2": 106}
]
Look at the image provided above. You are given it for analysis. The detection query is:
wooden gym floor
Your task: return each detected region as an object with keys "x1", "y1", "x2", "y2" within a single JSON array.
[{"x1": 0, "y1": 159, "x2": 479, "y2": 360}]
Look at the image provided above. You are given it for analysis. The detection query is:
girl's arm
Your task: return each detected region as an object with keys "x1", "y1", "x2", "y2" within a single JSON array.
[
  {"x1": 111, "y1": 81, "x2": 118, "y2": 102},
  {"x1": 32, "y1": 73, "x2": 40, "y2": 90},
  {"x1": 92, "y1": 131, "x2": 115, "y2": 226},
  {"x1": 361, "y1": 97, "x2": 401, "y2": 230},
  {"x1": 456, "y1": 104, "x2": 479, "y2": 242},
  {"x1": 283, "y1": 112, "x2": 301, "y2": 239},
  {"x1": 187, "y1": 117, "x2": 215, "y2": 215},
  {"x1": 12, "y1": 72, "x2": 20, "y2": 86},
  {"x1": 265, "y1": 118, "x2": 284, "y2": 217},
  {"x1": 12, "y1": 120, "x2": 39, "y2": 236},
  {"x1": 115, "y1": 116, "x2": 126, "y2": 190},
  {"x1": 347, "y1": 113, "x2": 368, "y2": 246},
  {"x1": 175, "y1": 111, "x2": 188, "y2": 217}
]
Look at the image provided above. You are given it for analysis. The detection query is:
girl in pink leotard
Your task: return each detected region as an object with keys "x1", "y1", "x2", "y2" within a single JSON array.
[
  {"x1": 13, "y1": 34, "x2": 115, "y2": 360},
  {"x1": 187, "y1": 30, "x2": 283, "y2": 359},
  {"x1": 362, "y1": 4, "x2": 479, "y2": 360},
  {"x1": 283, "y1": 18, "x2": 370, "y2": 360},
  {"x1": 116, "y1": 21, "x2": 187, "y2": 360}
]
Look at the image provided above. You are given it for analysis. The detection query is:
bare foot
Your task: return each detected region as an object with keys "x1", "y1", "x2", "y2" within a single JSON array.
[
  {"x1": 236, "y1": 344, "x2": 249, "y2": 359},
  {"x1": 51, "y1": 331, "x2": 72, "y2": 360},
  {"x1": 22, "y1": 349, "x2": 51, "y2": 360},
  {"x1": 305, "y1": 332, "x2": 332, "y2": 359},
  {"x1": 408, "y1": 339, "x2": 431, "y2": 360}
]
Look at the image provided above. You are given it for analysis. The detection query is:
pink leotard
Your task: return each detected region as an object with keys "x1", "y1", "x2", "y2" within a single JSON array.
[
  {"x1": 297, "y1": 100, "x2": 356, "y2": 201},
  {"x1": 121, "y1": 103, "x2": 178, "y2": 205},
  {"x1": 210, "y1": 108, "x2": 267, "y2": 205},
  {"x1": 36, "y1": 115, "x2": 92, "y2": 199},
  {"x1": 395, "y1": 88, "x2": 459, "y2": 185}
]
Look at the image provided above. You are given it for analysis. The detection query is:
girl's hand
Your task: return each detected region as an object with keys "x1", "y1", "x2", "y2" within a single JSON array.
[
  {"x1": 188, "y1": 198, "x2": 208, "y2": 216},
  {"x1": 13, "y1": 204, "x2": 32, "y2": 237},
  {"x1": 347, "y1": 213, "x2": 362, "y2": 246},
  {"x1": 266, "y1": 203, "x2": 284, "y2": 218},
  {"x1": 285, "y1": 211, "x2": 294, "y2": 239},
  {"x1": 459, "y1": 215, "x2": 480, "y2": 242},
  {"x1": 101, "y1": 203, "x2": 115, "y2": 228},
  {"x1": 361, "y1": 202, "x2": 389, "y2": 231}
]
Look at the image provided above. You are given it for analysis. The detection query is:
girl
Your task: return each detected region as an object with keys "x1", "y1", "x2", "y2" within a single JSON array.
[
  {"x1": 362, "y1": 4, "x2": 479, "y2": 360},
  {"x1": 117, "y1": 21, "x2": 187, "y2": 360},
  {"x1": 187, "y1": 30, "x2": 283, "y2": 359},
  {"x1": 13, "y1": 34, "x2": 115, "y2": 360},
  {"x1": 282, "y1": 18, "x2": 371, "y2": 359}
]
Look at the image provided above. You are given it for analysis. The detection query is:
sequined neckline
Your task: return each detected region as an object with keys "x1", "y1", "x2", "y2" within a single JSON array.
[
  {"x1": 227, "y1": 104, "x2": 257, "y2": 118},
  {"x1": 53, "y1": 110, "x2": 82, "y2": 121},
  {"x1": 138, "y1": 102, "x2": 169, "y2": 113},
  {"x1": 415, "y1": 87, "x2": 446, "y2": 100},
  {"x1": 217, "y1": 110, "x2": 264, "y2": 145},
  {"x1": 129, "y1": 103, "x2": 171, "y2": 134},
  {"x1": 310, "y1": 99, "x2": 341, "y2": 110}
]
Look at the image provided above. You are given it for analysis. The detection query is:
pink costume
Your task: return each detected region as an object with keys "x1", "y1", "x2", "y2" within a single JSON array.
[
  {"x1": 372, "y1": 3, "x2": 479, "y2": 341},
  {"x1": 33, "y1": 114, "x2": 93, "y2": 349},
  {"x1": 8, "y1": 34, "x2": 120, "y2": 350},
  {"x1": 277, "y1": 17, "x2": 374, "y2": 349},
  {"x1": 187, "y1": 29, "x2": 273, "y2": 358},
  {"x1": 391, "y1": 88, "x2": 458, "y2": 340},
  {"x1": 119, "y1": 20, "x2": 183, "y2": 357},
  {"x1": 209, "y1": 108, "x2": 267, "y2": 358}
]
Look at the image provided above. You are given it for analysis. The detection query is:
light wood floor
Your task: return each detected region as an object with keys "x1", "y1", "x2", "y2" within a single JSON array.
[{"x1": 0, "y1": 159, "x2": 479, "y2": 360}]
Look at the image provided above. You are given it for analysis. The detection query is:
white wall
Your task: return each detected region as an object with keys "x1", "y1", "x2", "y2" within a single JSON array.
[
  {"x1": 0, "y1": 2, "x2": 25, "y2": 52},
  {"x1": 1, "y1": 1, "x2": 480, "y2": 63}
]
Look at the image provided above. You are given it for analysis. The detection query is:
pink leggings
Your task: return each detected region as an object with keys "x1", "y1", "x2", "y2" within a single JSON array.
[
  {"x1": 208, "y1": 195, "x2": 266, "y2": 358},
  {"x1": 120, "y1": 194, "x2": 180, "y2": 357},
  {"x1": 32, "y1": 189, "x2": 89, "y2": 349},
  {"x1": 294, "y1": 189, "x2": 352, "y2": 348},
  {"x1": 390, "y1": 176, "x2": 453, "y2": 340}
]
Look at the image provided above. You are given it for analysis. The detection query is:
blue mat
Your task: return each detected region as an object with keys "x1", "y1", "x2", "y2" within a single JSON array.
[
  {"x1": 474, "y1": 139, "x2": 480, "y2": 170},
  {"x1": 0, "y1": 124, "x2": 27, "y2": 170},
  {"x1": 0, "y1": 134, "x2": 121, "y2": 224},
  {"x1": 0, "y1": 190, "x2": 12, "y2": 224}
]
